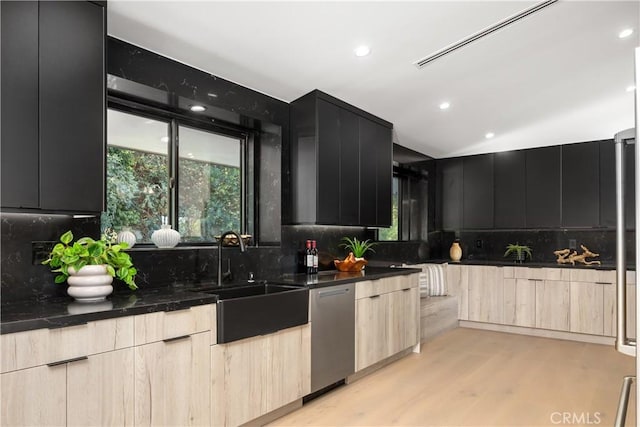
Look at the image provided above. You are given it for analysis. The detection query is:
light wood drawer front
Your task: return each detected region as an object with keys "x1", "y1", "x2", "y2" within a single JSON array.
[
  {"x1": 355, "y1": 275, "x2": 418, "y2": 300},
  {"x1": 513, "y1": 268, "x2": 546, "y2": 280},
  {"x1": 1, "y1": 316, "x2": 134, "y2": 373},
  {"x1": 134, "y1": 304, "x2": 212, "y2": 345},
  {"x1": 569, "y1": 269, "x2": 615, "y2": 283}
]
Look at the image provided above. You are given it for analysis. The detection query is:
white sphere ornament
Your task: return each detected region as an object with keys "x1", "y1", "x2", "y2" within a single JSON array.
[
  {"x1": 151, "y1": 224, "x2": 181, "y2": 248},
  {"x1": 117, "y1": 227, "x2": 136, "y2": 248}
]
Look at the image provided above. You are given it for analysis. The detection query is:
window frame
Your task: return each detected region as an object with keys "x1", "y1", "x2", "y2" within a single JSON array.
[{"x1": 107, "y1": 97, "x2": 251, "y2": 245}]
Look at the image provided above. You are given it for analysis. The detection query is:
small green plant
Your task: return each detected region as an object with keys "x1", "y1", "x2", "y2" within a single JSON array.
[
  {"x1": 42, "y1": 230, "x2": 138, "y2": 290},
  {"x1": 340, "y1": 237, "x2": 377, "y2": 258},
  {"x1": 504, "y1": 243, "x2": 533, "y2": 261}
]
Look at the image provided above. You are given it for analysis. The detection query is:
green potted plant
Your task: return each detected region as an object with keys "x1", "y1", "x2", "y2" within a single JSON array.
[
  {"x1": 339, "y1": 237, "x2": 377, "y2": 259},
  {"x1": 42, "y1": 230, "x2": 138, "y2": 302},
  {"x1": 504, "y1": 243, "x2": 533, "y2": 264}
]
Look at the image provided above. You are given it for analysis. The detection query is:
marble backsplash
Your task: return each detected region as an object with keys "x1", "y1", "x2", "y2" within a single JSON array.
[{"x1": 448, "y1": 229, "x2": 634, "y2": 265}]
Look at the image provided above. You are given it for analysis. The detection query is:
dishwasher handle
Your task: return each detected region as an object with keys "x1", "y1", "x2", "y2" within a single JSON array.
[{"x1": 317, "y1": 288, "x2": 350, "y2": 298}]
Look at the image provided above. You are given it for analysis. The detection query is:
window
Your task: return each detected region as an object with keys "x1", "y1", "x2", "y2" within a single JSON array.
[
  {"x1": 378, "y1": 177, "x2": 399, "y2": 241},
  {"x1": 378, "y1": 170, "x2": 429, "y2": 241},
  {"x1": 178, "y1": 125, "x2": 242, "y2": 242},
  {"x1": 103, "y1": 106, "x2": 247, "y2": 244}
]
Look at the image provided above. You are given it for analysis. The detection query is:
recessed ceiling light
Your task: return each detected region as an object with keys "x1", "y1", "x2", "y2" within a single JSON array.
[
  {"x1": 485, "y1": 132, "x2": 495, "y2": 139},
  {"x1": 354, "y1": 46, "x2": 371, "y2": 57},
  {"x1": 619, "y1": 28, "x2": 634, "y2": 39},
  {"x1": 627, "y1": 85, "x2": 636, "y2": 92},
  {"x1": 160, "y1": 136, "x2": 169, "y2": 143},
  {"x1": 207, "y1": 93, "x2": 218, "y2": 98},
  {"x1": 439, "y1": 102, "x2": 450, "y2": 110},
  {"x1": 190, "y1": 105, "x2": 206, "y2": 112}
]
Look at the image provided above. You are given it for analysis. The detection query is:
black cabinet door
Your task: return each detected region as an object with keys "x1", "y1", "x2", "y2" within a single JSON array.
[
  {"x1": 463, "y1": 154, "x2": 493, "y2": 229},
  {"x1": 39, "y1": 1, "x2": 105, "y2": 212},
  {"x1": 437, "y1": 158, "x2": 463, "y2": 230},
  {"x1": 525, "y1": 146, "x2": 561, "y2": 228},
  {"x1": 626, "y1": 143, "x2": 636, "y2": 229},
  {"x1": 375, "y1": 124, "x2": 392, "y2": 227},
  {"x1": 339, "y1": 108, "x2": 360, "y2": 225},
  {"x1": 1, "y1": 1, "x2": 39, "y2": 208},
  {"x1": 316, "y1": 99, "x2": 341, "y2": 224},
  {"x1": 598, "y1": 140, "x2": 634, "y2": 229},
  {"x1": 359, "y1": 117, "x2": 378, "y2": 226},
  {"x1": 599, "y1": 140, "x2": 616, "y2": 228},
  {"x1": 562, "y1": 142, "x2": 600, "y2": 227},
  {"x1": 494, "y1": 150, "x2": 526, "y2": 228}
]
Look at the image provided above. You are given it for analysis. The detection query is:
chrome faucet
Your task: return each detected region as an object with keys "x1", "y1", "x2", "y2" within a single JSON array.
[{"x1": 217, "y1": 231, "x2": 246, "y2": 286}]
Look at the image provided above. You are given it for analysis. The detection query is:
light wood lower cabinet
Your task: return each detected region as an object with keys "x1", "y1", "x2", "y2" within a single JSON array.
[
  {"x1": 1, "y1": 363, "x2": 67, "y2": 426},
  {"x1": 211, "y1": 324, "x2": 311, "y2": 427},
  {"x1": 355, "y1": 275, "x2": 420, "y2": 372},
  {"x1": 356, "y1": 292, "x2": 390, "y2": 370},
  {"x1": 570, "y1": 281, "x2": 605, "y2": 335},
  {"x1": 447, "y1": 264, "x2": 469, "y2": 320},
  {"x1": 468, "y1": 266, "x2": 503, "y2": 324},
  {"x1": 504, "y1": 278, "x2": 536, "y2": 327},
  {"x1": 1, "y1": 348, "x2": 134, "y2": 427},
  {"x1": 536, "y1": 280, "x2": 570, "y2": 331},
  {"x1": 134, "y1": 331, "x2": 210, "y2": 426}
]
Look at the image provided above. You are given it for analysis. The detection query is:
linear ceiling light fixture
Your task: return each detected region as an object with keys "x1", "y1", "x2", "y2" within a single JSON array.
[{"x1": 413, "y1": 0, "x2": 559, "y2": 69}]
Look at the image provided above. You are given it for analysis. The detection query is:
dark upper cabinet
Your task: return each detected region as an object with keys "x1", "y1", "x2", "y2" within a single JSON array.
[
  {"x1": 436, "y1": 158, "x2": 463, "y2": 231},
  {"x1": 359, "y1": 117, "x2": 392, "y2": 227},
  {"x1": 462, "y1": 154, "x2": 493, "y2": 229},
  {"x1": 601, "y1": 140, "x2": 636, "y2": 229},
  {"x1": 290, "y1": 90, "x2": 393, "y2": 226},
  {"x1": 561, "y1": 141, "x2": 600, "y2": 227},
  {"x1": 316, "y1": 99, "x2": 341, "y2": 224},
  {"x1": 0, "y1": 1, "x2": 105, "y2": 212},
  {"x1": 1, "y1": 1, "x2": 40, "y2": 209},
  {"x1": 339, "y1": 108, "x2": 360, "y2": 225},
  {"x1": 494, "y1": 150, "x2": 526, "y2": 228},
  {"x1": 525, "y1": 146, "x2": 561, "y2": 228}
]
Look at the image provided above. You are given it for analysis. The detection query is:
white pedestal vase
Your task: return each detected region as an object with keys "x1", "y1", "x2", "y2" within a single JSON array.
[{"x1": 67, "y1": 265, "x2": 114, "y2": 302}]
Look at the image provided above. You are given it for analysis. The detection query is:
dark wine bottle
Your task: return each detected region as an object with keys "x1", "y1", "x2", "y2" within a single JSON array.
[
  {"x1": 305, "y1": 240, "x2": 313, "y2": 275},
  {"x1": 311, "y1": 240, "x2": 319, "y2": 274}
]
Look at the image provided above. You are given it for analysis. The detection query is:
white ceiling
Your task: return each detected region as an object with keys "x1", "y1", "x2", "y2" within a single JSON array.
[{"x1": 108, "y1": 1, "x2": 639, "y2": 159}]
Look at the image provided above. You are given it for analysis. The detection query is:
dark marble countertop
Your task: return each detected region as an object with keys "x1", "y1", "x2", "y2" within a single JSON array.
[
  {"x1": 1, "y1": 285, "x2": 218, "y2": 335},
  {"x1": 1, "y1": 267, "x2": 420, "y2": 334},
  {"x1": 278, "y1": 266, "x2": 422, "y2": 288},
  {"x1": 421, "y1": 259, "x2": 624, "y2": 270}
]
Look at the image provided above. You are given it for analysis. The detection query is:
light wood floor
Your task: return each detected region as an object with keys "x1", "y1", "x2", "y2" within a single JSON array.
[{"x1": 269, "y1": 328, "x2": 635, "y2": 427}]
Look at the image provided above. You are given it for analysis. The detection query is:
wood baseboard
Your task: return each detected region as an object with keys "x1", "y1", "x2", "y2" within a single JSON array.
[
  {"x1": 346, "y1": 347, "x2": 415, "y2": 385},
  {"x1": 240, "y1": 399, "x2": 303, "y2": 427},
  {"x1": 459, "y1": 321, "x2": 615, "y2": 345}
]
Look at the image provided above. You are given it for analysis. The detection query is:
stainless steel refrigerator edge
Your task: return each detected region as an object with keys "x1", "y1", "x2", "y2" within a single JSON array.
[
  {"x1": 615, "y1": 45, "x2": 639, "y2": 427},
  {"x1": 309, "y1": 284, "x2": 356, "y2": 394}
]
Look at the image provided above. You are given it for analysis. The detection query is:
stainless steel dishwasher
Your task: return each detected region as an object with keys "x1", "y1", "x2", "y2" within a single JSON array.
[{"x1": 309, "y1": 283, "x2": 355, "y2": 394}]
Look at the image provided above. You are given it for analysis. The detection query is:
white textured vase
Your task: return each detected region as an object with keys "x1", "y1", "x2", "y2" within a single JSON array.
[
  {"x1": 67, "y1": 265, "x2": 113, "y2": 302},
  {"x1": 151, "y1": 224, "x2": 181, "y2": 248},
  {"x1": 117, "y1": 227, "x2": 136, "y2": 248}
]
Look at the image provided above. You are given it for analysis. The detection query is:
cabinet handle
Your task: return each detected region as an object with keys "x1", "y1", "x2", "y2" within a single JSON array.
[
  {"x1": 47, "y1": 356, "x2": 88, "y2": 367},
  {"x1": 163, "y1": 334, "x2": 191, "y2": 343},
  {"x1": 48, "y1": 322, "x2": 87, "y2": 330},
  {"x1": 527, "y1": 278, "x2": 542, "y2": 282},
  {"x1": 402, "y1": 288, "x2": 411, "y2": 292},
  {"x1": 369, "y1": 295, "x2": 380, "y2": 299},
  {"x1": 595, "y1": 281, "x2": 612, "y2": 285},
  {"x1": 318, "y1": 288, "x2": 349, "y2": 298}
]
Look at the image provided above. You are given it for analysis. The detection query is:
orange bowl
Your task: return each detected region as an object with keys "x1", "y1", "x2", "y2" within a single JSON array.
[{"x1": 334, "y1": 258, "x2": 368, "y2": 272}]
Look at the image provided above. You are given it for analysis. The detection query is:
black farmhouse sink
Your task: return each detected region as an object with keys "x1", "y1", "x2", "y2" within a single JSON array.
[{"x1": 194, "y1": 283, "x2": 309, "y2": 343}]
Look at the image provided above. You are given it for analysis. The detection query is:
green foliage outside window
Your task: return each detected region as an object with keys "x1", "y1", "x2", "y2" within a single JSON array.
[{"x1": 102, "y1": 146, "x2": 241, "y2": 243}]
